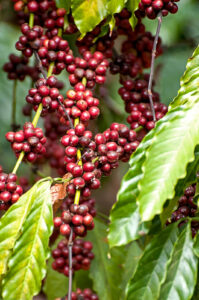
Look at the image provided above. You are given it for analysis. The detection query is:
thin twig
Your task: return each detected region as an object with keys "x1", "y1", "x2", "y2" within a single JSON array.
[
  {"x1": 68, "y1": 228, "x2": 73, "y2": 300},
  {"x1": 33, "y1": 50, "x2": 47, "y2": 79},
  {"x1": 57, "y1": 98, "x2": 74, "y2": 129},
  {"x1": 148, "y1": 12, "x2": 162, "y2": 122}
]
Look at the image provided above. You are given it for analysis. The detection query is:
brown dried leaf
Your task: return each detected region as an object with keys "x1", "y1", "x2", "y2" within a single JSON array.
[{"x1": 51, "y1": 173, "x2": 72, "y2": 213}]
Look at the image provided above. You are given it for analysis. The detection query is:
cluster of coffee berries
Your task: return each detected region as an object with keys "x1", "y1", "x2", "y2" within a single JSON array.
[
  {"x1": 44, "y1": 8, "x2": 77, "y2": 38},
  {"x1": 52, "y1": 238, "x2": 94, "y2": 276},
  {"x1": 59, "y1": 83, "x2": 100, "y2": 126},
  {"x1": 0, "y1": 170, "x2": 23, "y2": 210},
  {"x1": 44, "y1": 8, "x2": 66, "y2": 32},
  {"x1": 127, "y1": 102, "x2": 167, "y2": 131},
  {"x1": 168, "y1": 184, "x2": 199, "y2": 237},
  {"x1": 16, "y1": 23, "x2": 43, "y2": 57},
  {"x1": 95, "y1": 123, "x2": 140, "y2": 170},
  {"x1": 66, "y1": 288, "x2": 98, "y2": 300},
  {"x1": 61, "y1": 197, "x2": 96, "y2": 218},
  {"x1": 110, "y1": 53, "x2": 142, "y2": 78},
  {"x1": 38, "y1": 36, "x2": 71, "y2": 74},
  {"x1": 3, "y1": 54, "x2": 39, "y2": 81},
  {"x1": 61, "y1": 126, "x2": 101, "y2": 195},
  {"x1": 121, "y1": 24, "x2": 162, "y2": 68},
  {"x1": 119, "y1": 75, "x2": 159, "y2": 103},
  {"x1": 137, "y1": 0, "x2": 179, "y2": 19},
  {"x1": 54, "y1": 204, "x2": 94, "y2": 238},
  {"x1": 6, "y1": 122, "x2": 46, "y2": 162},
  {"x1": 12, "y1": 0, "x2": 55, "y2": 15},
  {"x1": 26, "y1": 76, "x2": 64, "y2": 115},
  {"x1": 117, "y1": 76, "x2": 167, "y2": 130},
  {"x1": 66, "y1": 51, "x2": 109, "y2": 88}
]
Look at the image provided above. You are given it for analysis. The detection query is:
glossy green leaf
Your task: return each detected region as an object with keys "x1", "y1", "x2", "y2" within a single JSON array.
[
  {"x1": 107, "y1": 0, "x2": 126, "y2": 15},
  {"x1": 126, "y1": 223, "x2": 179, "y2": 300},
  {"x1": 71, "y1": 0, "x2": 107, "y2": 35},
  {"x1": 87, "y1": 219, "x2": 142, "y2": 300},
  {"x1": 159, "y1": 223, "x2": 198, "y2": 300},
  {"x1": 55, "y1": 0, "x2": 71, "y2": 10},
  {"x1": 170, "y1": 46, "x2": 199, "y2": 109},
  {"x1": 126, "y1": 0, "x2": 140, "y2": 29},
  {"x1": 0, "y1": 181, "x2": 39, "y2": 276},
  {"x1": 2, "y1": 180, "x2": 53, "y2": 300},
  {"x1": 160, "y1": 146, "x2": 199, "y2": 225},
  {"x1": 43, "y1": 236, "x2": 69, "y2": 300},
  {"x1": 138, "y1": 102, "x2": 199, "y2": 221},
  {"x1": 108, "y1": 108, "x2": 181, "y2": 248}
]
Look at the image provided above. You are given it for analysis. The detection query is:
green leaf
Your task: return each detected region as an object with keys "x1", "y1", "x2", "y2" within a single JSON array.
[
  {"x1": 126, "y1": 223, "x2": 179, "y2": 300},
  {"x1": 107, "y1": 0, "x2": 126, "y2": 15},
  {"x1": 43, "y1": 236, "x2": 69, "y2": 300},
  {"x1": 170, "y1": 46, "x2": 199, "y2": 109},
  {"x1": 0, "y1": 182, "x2": 37, "y2": 276},
  {"x1": 71, "y1": 0, "x2": 107, "y2": 35},
  {"x1": 137, "y1": 102, "x2": 199, "y2": 221},
  {"x1": 126, "y1": 0, "x2": 140, "y2": 29},
  {"x1": 120, "y1": 242, "x2": 142, "y2": 298},
  {"x1": 160, "y1": 146, "x2": 199, "y2": 225},
  {"x1": 2, "y1": 180, "x2": 53, "y2": 300},
  {"x1": 193, "y1": 231, "x2": 199, "y2": 258},
  {"x1": 159, "y1": 223, "x2": 198, "y2": 300},
  {"x1": 74, "y1": 270, "x2": 93, "y2": 290},
  {"x1": 108, "y1": 108, "x2": 180, "y2": 248},
  {"x1": 55, "y1": 0, "x2": 71, "y2": 10},
  {"x1": 87, "y1": 219, "x2": 142, "y2": 300}
]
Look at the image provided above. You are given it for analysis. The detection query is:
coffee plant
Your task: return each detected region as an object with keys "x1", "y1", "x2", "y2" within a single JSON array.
[{"x1": 0, "y1": 0, "x2": 199, "y2": 299}]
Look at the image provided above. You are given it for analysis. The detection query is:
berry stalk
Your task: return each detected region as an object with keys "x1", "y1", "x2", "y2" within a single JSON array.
[
  {"x1": 29, "y1": 13, "x2": 34, "y2": 28},
  {"x1": 73, "y1": 78, "x2": 87, "y2": 205}
]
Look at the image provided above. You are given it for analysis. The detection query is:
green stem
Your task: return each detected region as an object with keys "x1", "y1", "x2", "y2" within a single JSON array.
[
  {"x1": 12, "y1": 152, "x2": 25, "y2": 174},
  {"x1": 74, "y1": 190, "x2": 81, "y2": 205},
  {"x1": 58, "y1": 28, "x2": 62, "y2": 37},
  {"x1": 12, "y1": 80, "x2": 17, "y2": 129},
  {"x1": 32, "y1": 103, "x2": 43, "y2": 127},
  {"x1": 134, "y1": 126, "x2": 143, "y2": 132},
  {"x1": 47, "y1": 62, "x2": 54, "y2": 77},
  {"x1": 73, "y1": 77, "x2": 87, "y2": 205},
  {"x1": 29, "y1": 13, "x2": 34, "y2": 28}
]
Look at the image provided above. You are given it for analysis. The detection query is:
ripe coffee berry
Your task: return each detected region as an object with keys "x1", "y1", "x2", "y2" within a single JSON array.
[{"x1": 6, "y1": 122, "x2": 46, "y2": 162}]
